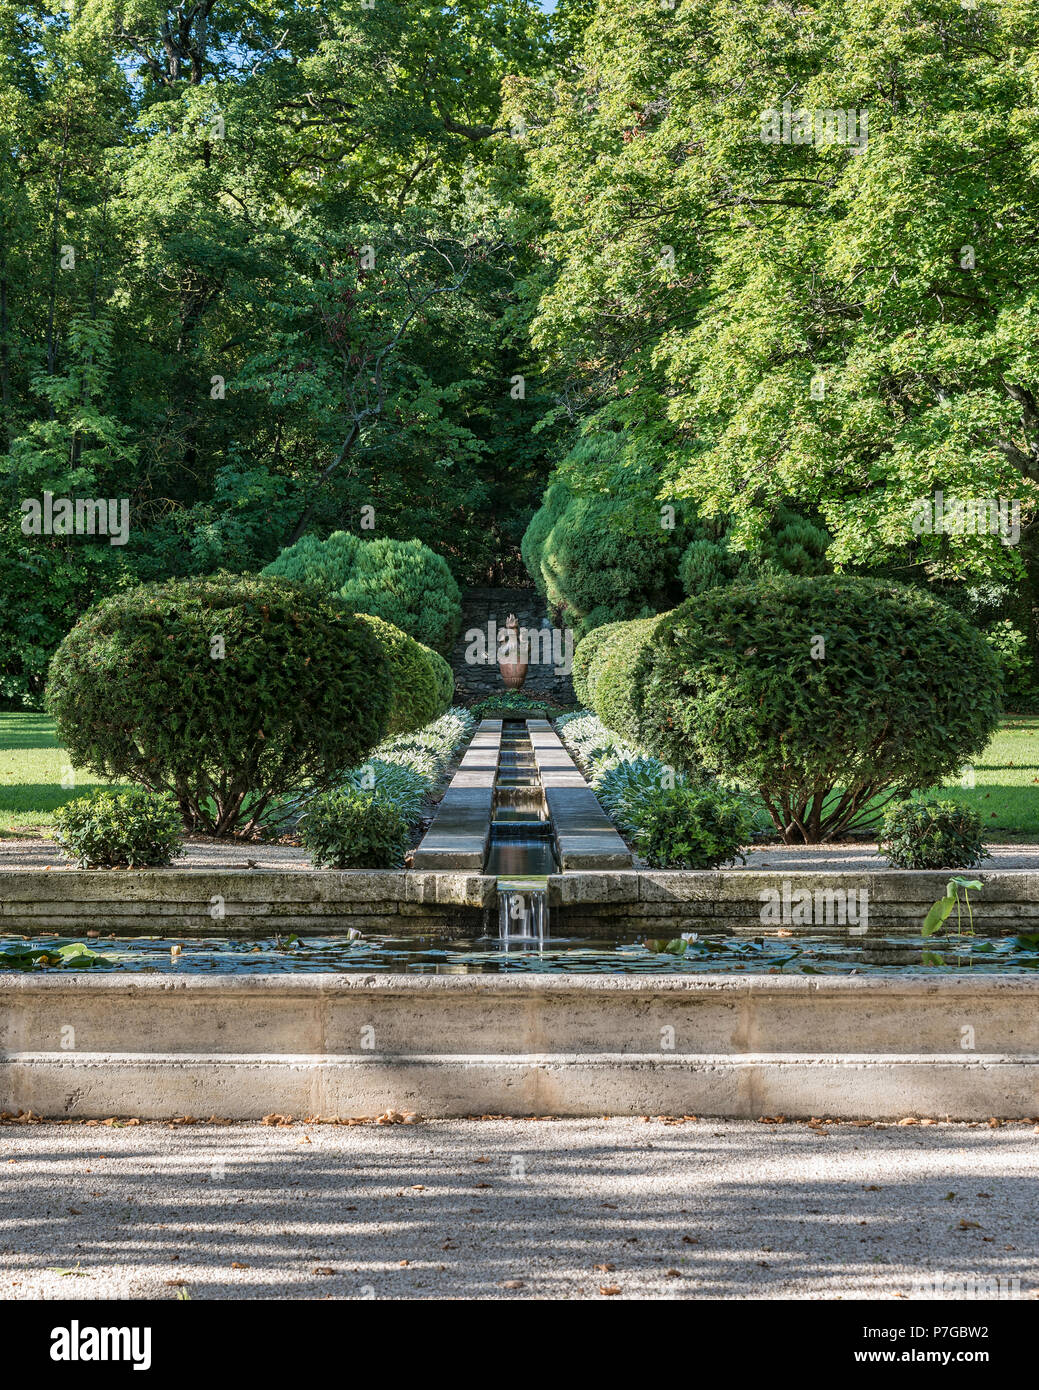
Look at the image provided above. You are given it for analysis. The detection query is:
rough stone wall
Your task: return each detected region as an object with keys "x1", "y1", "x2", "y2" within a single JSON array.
[{"x1": 450, "y1": 586, "x2": 575, "y2": 706}]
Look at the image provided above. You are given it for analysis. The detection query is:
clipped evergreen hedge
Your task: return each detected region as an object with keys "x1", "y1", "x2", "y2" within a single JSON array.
[
  {"x1": 263, "y1": 531, "x2": 462, "y2": 655},
  {"x1": 587, "y1": 614, "x2": 664, "y2": 750},
  {"x1": 46, "y1": 575, "x2": 392, "y2": 836},
  {"x1": 636, "y1": 576, "x2": 1003, "y2": 843},
  {"x1": 356, "y1": 613, "x2": 451, "y2": 737},
  {"x1": 571, "y1": 620, "x2": 629, "y2": 707}
]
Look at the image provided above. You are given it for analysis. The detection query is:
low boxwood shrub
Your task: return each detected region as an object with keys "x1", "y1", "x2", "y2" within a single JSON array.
[
  {"x1": 636, "y1": 576, "x2": 1003, "y2": 843},
  {"x1": 630, "y1": 784, "x2": 752, "y2": 870},
  {"x1": 263, "y1": 532, "x2": 462, "y2": 655},
  {"x1": 879, "y1": 800, "x2": 990, "y2": 870},
  {"x1": 46, "y1": 575, "x2": 391, "y2": 836},
  {"x1": 54, "y1": 788, "x2": 184, "y2": 867},
  {"x1": 300, "y1": 788, "x2": 410, "y2": 868},
  {"x1": 356, "y1": 614, "x2": 449, "y2": 736}
]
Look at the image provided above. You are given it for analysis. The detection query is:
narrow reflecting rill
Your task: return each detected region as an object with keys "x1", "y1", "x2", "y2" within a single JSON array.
[{"x1": 485, "y1": 720, "x2": 557, "y2": 944}]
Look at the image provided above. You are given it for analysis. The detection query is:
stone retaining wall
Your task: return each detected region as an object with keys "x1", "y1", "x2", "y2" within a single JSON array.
[
  {"x1": 3, "y1": 974, "x2": 1036, "y2": 1119},
  {"x1": 1, "y1": 868, "x2": 1036, "y2": 936}
]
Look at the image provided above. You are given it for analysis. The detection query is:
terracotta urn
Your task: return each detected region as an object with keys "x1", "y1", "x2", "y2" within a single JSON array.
[{"x1": 498, "y1": 613, "x2": 528, "y2": 690}]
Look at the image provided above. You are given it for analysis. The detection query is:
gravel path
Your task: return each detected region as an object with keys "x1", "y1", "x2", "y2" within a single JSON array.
[
  {"x1": 2, "y1": 839, "x2": 1039, "y2": 871},
  {"x1": 1, "y1": 1119, "x2": 1036, "y2": 1300}
]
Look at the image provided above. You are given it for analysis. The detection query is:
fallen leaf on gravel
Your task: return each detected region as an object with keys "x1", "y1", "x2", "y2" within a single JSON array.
[
  {"x1": 898, "y1": 1117, "x2": 919, "y2": 1126},
  {"x1": 665, "y1": 1269, "x2": 682, "y2": 1278},
  {"x1": 600, "y1": 1202, "x2": 617, "y2": 1210},
  {"x1": 502, "y1": 1279, "x2": 525, "y2": 1289},
  {"x1": 313, "y1": 1267, "x2": 336, "y2": 1276},
  {"x1": 958, "y1": 1220, "x2": 981, "y2": 1230},
  {"x1": 593, "y1": 1263, "x2": 614, "y2": 1273},
  {"x1": 682, "y1": 1235, "x2": 699, "y2": 1244},
  {"x1": 474, "y1": 1181, "x2": 492, "y2": 1189},
  {"x1": 230, "y1": 1262, "x2": 249, "y2": 1269},
  {"x1": 261, "y1": 1114, "x2": 293, "y2": 1127},
  {"x1": 473, "y1": 1156, "x2": 490, "y2": 1164},
  {"x1": 599, "y1": 1285, "x2": 621, "y2": 1296},
  {"x1": 165, "y1": 1280, "x2": 188, "y2": 1287},
  {"x1": 988, "y1": 1118, "x2": 1002, "y2": 1128},
  {"x1": 864, "y1": 1185, "x2": 882, "y2": 1191},
  {"x1": 68, "y1": 1207, "x2": 81, "y2": 1215},
  {"x1": 398, "y1": 1260, "x2": 409, "y2": 1267}
]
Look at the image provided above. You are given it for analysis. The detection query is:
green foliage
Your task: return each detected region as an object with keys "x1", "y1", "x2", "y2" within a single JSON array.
[
  {"x1": 555, "y1": 710, "x2": 639, "y2": 770},
  {"x1": 345, "y1": 758, "x2": 432, "y2": 825},
  {"x1": 269, "y1": 706, "x2": 474, "y2": 831},
  {"x1": 638, "y1": 576, "x2": 1004, "y2": 843},
  {"x1": 922, "y1": 877, "x2": 984, "y2": 938},
  {"x1": 586, "y1": 614, "x2": 664, "y2": 749},
  {"x1": 300, "y1": 788, "x2": 410, "y2": 870},
  {"x1": 526, "y1": 0, "x2": 1039, "y2": 655},
  {"x1": 428, "y1": 648, "x2": 455, "y2": 711},
  {"x1": 46, "y1": 574, "x2": 391, "y2": 835},
  {"x1": 592, "y1": 757, "x2": 687, "y2": 833},
  {"x1": 0, "y1": 0, "x2": 561, "y2": 706},
  {"x1": 0, "y1": 940, "x2": 115, "y2": 972},
  {"x1": 679, "y1": 538, "x2": 745, "y2": 599},
  {"x1": 881, "y1": 801, "x2": 990, "y2": 871},
  {"x1": 680, "y1": 509, "x2": 830, "y2": 599},
  {"x1": 263, "y1": 532, "x2": 462, "y2": 655},
  {"x1": 53, "y1": 787, "x2": 184, "y2": 868},
  {"x1": 354, "y1": 614, "x2": 450, "y2": 737},
  {"x1": 469, "y1": 692, "x2": 568, "y2": 720},
  {"x1": 982, "y1": 620, "x2": 1036, "y2": 703},
  {"x1": 521, "y1": 435, "x2": 687, "y2": 641},
  {"x1": 571, "y1": 621, "x2": 628, "y2": 707},
  {"x1": 630, "y1": 784, "x2": 753, "y2": 870}
]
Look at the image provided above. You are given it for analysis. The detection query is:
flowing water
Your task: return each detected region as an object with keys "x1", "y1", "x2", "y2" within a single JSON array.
[{"x1": 486, "y1": 720, "x2": 556, "y2": 943}]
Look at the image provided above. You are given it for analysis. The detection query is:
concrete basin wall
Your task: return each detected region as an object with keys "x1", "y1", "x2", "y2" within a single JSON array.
[{"x1": 1, "y1": 974, "x2": 1036, "y2": 1120}]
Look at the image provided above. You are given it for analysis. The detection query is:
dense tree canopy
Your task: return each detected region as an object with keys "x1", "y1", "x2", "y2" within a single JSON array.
[{"x1": 4, "y1": 0, "x2": 1039, "y2": 701}]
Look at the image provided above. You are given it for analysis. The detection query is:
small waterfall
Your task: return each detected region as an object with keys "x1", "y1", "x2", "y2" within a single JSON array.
[
  {"x1": 497, "y1": 878, "x2": 549, "y2": 945},
  {"x1": 487, "y1": 720, "x2": 556, "y2": 946}
]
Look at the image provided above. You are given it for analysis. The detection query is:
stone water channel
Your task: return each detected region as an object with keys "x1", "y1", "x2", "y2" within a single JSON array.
[
  {"x1": 485, "y1": 720, "x2": 556, "y2": 944},
  {"x1": 412, "y1": 718, "x2": 634, "y2": 947}
]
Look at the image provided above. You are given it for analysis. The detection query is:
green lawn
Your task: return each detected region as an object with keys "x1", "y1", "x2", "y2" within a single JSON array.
[
  {"x1": 0, "y1": 712, "x2": 130, "y2": 834},
  {"x1": 929, "y1": 715, "x2": 1039, "y2": 840},
  {"x1": 2, "y1": 710, "x2": 1038, "y2": 840}
]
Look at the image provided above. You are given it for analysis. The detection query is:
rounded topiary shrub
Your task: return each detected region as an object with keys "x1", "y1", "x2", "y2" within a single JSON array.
[
  {"x1": 54, "y1": 787, "x2": 184, "y2": 867},
  {"x1": 428, "y1": 646, "x2": 455, "y2": 710},
  {"x1": 879, "y1": 800, "x2": 990, "y2": 870},
  {"x1": 300, "y1": 787, "x2": 410, "y2": 868},
  {"x1": 636, "y1": 576, "x2": 1003, "y2": 843},
  {"x1": 263, "y1": 532, "x2": 462, "y2": 655},
  {"x1": 589, "y1": 613, "x2": 666, "y2": 749},
  {"x1": 521, "y1": 435, "x2": 687, "y2": 642},
  {"x1": 356, "y1": 614, "x2": 450, "y2": 736},
  {"x1": 46, "y1": 575, "x2": 392, "y2": 836}
]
